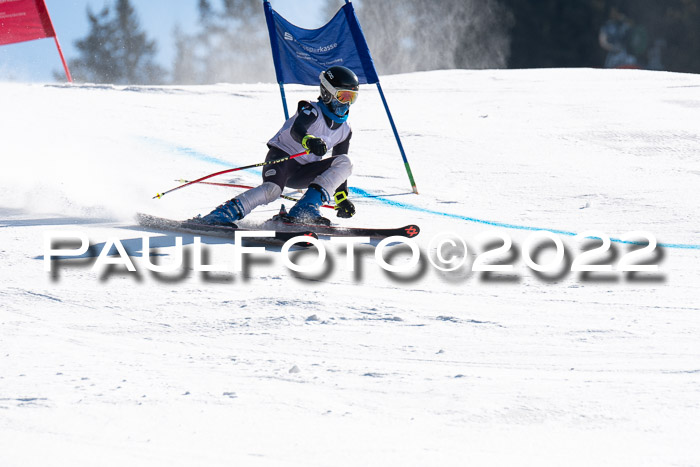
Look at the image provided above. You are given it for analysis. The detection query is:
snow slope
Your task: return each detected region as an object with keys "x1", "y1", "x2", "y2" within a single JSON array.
[{"x1": 1, "y1": 69, "x2": 700, "y2": 466}]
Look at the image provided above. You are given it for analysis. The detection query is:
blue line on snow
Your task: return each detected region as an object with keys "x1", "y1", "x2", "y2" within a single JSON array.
[
  {"x1": 350, "y1": 187, "x2": 700, "y2": 251},
  {"x1": 139, "y1": 136, "x2": 228, "y2": 166},
  {"x1": 148, "y1": 138, "x2": 700, "y2": 251},
  {"x1": 173, "y1": 145, "x2": 235, "y2": 168},
  {"x1": 167, "y1": 140, "x2": 263, "y2": 177}
]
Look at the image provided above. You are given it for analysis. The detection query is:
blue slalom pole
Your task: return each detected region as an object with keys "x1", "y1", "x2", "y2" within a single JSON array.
[
  {"x1": 376, "y1": 81, "x2": 418, "y2": 194},
  {"x1": 278, "y1": 82, "x2": 290, "y2": 120}
]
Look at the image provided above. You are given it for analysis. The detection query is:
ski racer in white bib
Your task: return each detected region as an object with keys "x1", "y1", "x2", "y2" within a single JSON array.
[{"x1": 195, "y1": 65, "x2": 359, "y2": 226}]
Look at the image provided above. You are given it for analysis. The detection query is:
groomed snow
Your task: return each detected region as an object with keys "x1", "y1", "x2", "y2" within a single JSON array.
[{"x1": 1, "y1": 68, "x2": 699, "y2": 466}]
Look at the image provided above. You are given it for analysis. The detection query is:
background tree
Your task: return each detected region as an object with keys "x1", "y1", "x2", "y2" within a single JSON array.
[
  {"x1": 499, "y1": 0, "x2": 607, "y2": 69},
  {"x1": 616, "y1": 0, "x2": 700, "y2": 73},
  {"x1": 69, "y1": 0, "x2": 165, "y2": 84},
  {"x1": 166, "y1": 0, "x2": 699, "y2": 84},
  {"x1": 354, "y1": 0, "x2": 512, "y2": 75},
  {"x1": 494, "y1": 0, "x2": 700, "y2": 73},
  {"x1": 355, "y1": 0, "x2": 700, "y2": 74},
  {"x1": 171, "y1": 0, "x2": 272, "y2": 84}
]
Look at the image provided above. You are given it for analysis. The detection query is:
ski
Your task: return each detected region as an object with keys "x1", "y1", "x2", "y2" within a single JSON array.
[
  {"x1": 264, "y1": 218, "x2": 420, "y2": 239},
  {"x1": 295, "y1": 223, "x2": 419, "y2": 239},
  {"x1": 260, "y1": 205, "x2": 421, "y2": 239},
  {"x1": 136, "y1": 213, "x2": 318, "y2": 246}
]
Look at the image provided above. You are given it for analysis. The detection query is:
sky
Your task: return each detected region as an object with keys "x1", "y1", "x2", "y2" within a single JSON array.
[{"x1": 0, "y1": 0, "x2": 335, "y2": 82}]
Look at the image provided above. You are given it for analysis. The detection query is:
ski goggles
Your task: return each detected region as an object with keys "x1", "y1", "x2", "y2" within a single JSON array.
[{"x1": 320, "y1": 73, "x2": 359, "y2": 105}]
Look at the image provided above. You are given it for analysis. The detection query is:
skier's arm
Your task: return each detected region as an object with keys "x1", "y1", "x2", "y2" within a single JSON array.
[
  {"x1": 290, "y1": 101, "x2": 328, "y2": 156},
  {"x1": 290, "y1": 101, "x2": 318, "y2": 144}
]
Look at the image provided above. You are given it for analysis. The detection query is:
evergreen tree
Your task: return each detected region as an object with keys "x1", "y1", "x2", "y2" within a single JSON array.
[
  {"x1": 171, "y1": 0, "x2": 272, "y2": 84},
  {"x1": 69, "y1": 0, "x2": 165, "y2": 84},
  {"x1": 168, "y1": 0, "x2": 699, "y2": 82},
  {"x1": 499, "y1": 0, "x2": 607, "y2": 69},
  {"x1": 355, "y1": 0, "x2": 512, "y2": 74},
  {"x1": 495, "y1": 0, "x2": 700, "y2": 72},
  {"x1": 618, "y1": 0, "x2": 700, "y2": 73},
  {"x1": 357, "y1": 0, "x2": 700, "y2": 73}
]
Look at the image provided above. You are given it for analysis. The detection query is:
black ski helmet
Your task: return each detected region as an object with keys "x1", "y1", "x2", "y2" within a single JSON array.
[{"x1": 319, "y1": 66, "x2": 359, "y2": 119}]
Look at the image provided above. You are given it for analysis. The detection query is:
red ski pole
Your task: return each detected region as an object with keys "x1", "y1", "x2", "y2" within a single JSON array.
[{"x1": 153, "y1": 151, "x2": 306, "y2": 199}]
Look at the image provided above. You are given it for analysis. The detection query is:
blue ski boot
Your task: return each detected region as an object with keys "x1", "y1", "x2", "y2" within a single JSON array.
[
  {"x1": 287, "y1": 184, "x2": 331, "y2": 226},
  {"x1": 196, "y1": 198, "x2": 244, "y2": 227}
]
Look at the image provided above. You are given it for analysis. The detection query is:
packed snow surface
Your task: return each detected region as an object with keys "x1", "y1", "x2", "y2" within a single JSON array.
[{"x1": 1, "y1": 69, "x2": 700, "y2": 466}]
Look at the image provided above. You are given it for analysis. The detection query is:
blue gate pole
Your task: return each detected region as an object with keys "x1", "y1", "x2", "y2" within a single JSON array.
[
  {"x1": 376, "y1": 81, "x2": 419, "y2": 194},
  {"x1": 263, "y1": 0, "x2": 289, "y2": 120},
  {"x1": 278, "y1": 82, "x2": 289, "y2": 120}
]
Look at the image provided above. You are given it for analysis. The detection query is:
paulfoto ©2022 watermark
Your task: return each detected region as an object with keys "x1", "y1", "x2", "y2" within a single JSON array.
[{"x1": 43, "y1": 229, "x2": 664, "y2": 282}]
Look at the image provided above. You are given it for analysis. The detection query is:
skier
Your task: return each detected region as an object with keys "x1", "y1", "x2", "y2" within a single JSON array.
[{"x1": 194, "y1": 65, "x2": 360, "y2": 227}]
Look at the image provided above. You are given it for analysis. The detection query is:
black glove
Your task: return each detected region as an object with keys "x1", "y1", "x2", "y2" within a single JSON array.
[
  {"x1": 334, "y1": 190, "x2": 355, "y2": 218},
  {"x1": 302, "y1": 135, "x2": 327, "y2": 156}
]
